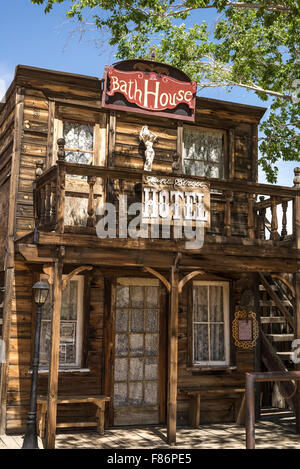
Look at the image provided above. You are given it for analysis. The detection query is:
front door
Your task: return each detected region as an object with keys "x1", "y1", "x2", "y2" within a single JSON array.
[{"x1": 113, "y1": 278, "x2": 163, "y2": 425}]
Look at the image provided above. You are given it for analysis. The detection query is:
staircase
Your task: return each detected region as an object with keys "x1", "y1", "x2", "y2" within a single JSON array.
[{"x1": 258, "y1": 273, "x2": 296, "y2": 410}]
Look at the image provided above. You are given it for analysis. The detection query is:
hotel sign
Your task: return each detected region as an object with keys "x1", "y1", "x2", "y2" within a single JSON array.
[
  {"x1": 102, "y1": 60, "x2": 197, "y2": 121},
  {"x1": 142, "y1": 175, "x2": 210, "y2": 227}
]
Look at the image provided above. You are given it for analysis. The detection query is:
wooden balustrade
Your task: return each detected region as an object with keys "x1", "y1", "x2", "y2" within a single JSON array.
[{"x1": 33, "y1": 140, "x2": 299, "y2": 244}]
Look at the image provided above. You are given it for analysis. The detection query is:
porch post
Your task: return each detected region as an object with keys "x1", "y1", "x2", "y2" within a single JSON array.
[
  {"x1": 293, "y1": 168, "x2": 300, "y2": 433},
  {"x1": 167, "y1": 265, "x2": 179, "y2": 445},
  {"x1": 45, "y1": 248, "x2": 64, "y2": 449}
]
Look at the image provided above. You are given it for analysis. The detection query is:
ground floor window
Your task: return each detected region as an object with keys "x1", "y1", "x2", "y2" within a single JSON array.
[
  {"x1": 191, "y1": 281, "x2": 230, "y2": 367},
  {"x1": 39, "y1": 275, "x2": 84, "y2": 369}
]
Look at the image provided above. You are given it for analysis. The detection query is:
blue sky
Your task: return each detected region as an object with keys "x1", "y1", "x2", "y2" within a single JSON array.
[{"x1": 0, "y1": 0, "x2": 297, "y2": 187}]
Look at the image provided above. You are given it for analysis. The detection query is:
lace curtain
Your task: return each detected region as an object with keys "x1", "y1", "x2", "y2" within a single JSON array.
[
  {"x1": 193, "y1": 284, "x2": 226, "y2": 363},
  {"x1": 183, "y1": 128, "x2": 224, "y2": 178},
  {"x1": 63, "y1": 122, "x2": 94, "y2": 164}
]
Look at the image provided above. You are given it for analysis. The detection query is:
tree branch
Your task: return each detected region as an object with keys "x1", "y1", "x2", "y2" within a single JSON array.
[
  {"x1": 198, "y1": 81, "x2": 292, "y2": 100},
  {"x1": 136, "y1": 1, "x2": 293, "y2": 18}
]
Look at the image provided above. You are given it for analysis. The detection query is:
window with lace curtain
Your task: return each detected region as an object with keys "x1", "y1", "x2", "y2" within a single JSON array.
[
  {"x1": 191, "y1": 281, "x2": 230, "y2": 367},
  {"x1": 39, "y1": 276, "x2": 84, "y2": 369},
  {"x1": 183, "y1": 127, "x2": 224, "y2": 179},
  {"x1": 63, "y1": 122, "x2": 94, "y2": 165}
]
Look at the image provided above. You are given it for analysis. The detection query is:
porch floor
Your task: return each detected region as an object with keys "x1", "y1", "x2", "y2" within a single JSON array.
[{"x1": 1, "y1": 408, "x2": 299, "y2": 450}]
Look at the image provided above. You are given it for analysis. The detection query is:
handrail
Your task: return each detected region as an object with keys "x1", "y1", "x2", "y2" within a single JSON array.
[
  {"x1": 246, "y1": 371, "x2": 300, "y2": 449},
  {"x1": 34, "y1": 159, "x2": 298, "y2": 240},
  {"x1": 35, "y1": 161, "x2": 299, "y2": 199}
]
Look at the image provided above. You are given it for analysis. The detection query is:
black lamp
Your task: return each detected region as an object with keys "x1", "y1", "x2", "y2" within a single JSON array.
[{"x1": 22, "y1": 281, "x2": 49, "y2": 449}]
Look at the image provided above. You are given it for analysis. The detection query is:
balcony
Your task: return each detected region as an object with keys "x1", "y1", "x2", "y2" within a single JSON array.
[{"x1": 33, "y1": 158, "x2": 300, "y2": 250}]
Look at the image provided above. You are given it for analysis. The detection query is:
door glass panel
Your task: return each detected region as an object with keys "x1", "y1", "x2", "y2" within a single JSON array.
[
  {"x1": 145, "y1": 357, "x2": 158, "y2": 380},
  {"x1": 115, "y1": 334, "x2": 128, "y2": 357},
  {"x1": 114, "y1": 383, "x2": 128, "y2": 406},
  {"x1": 129, "y1": 358, "x2": 144, "y2": 380},
  {"x1": 129, "y1": 382, "x2": 143, "y2": 406},
  {"x1": 131, "y1": 310, "x2": 144, "y2": 332},
  {"x1": 115, "y1": 358, "x2": 128, "y2": 381},
  {"x1": 114, "y1": 283, "x2": 160, "y2": 411},
  {"x1": 145, "y1": 334, "x2": 159, "y2": 356},
  {"x1": 131, "y1": 286, "x2": 144, "y2": 308},
  {"x1": 145, "y1": 310, "x2": 158, "y2": 332},
  {"x1": 116, "y1": 286, "x2": 130, "y2": 308},
  {"x1": 144, "y1": 382, "x2": 158, "y2": 405},
  {"x1": 145, "y1": 287, "x2": 159, "y2": 307},
  {"x1": 130, "y1": 334, "x2": 144, "y2": 356},
  {"x1": 116, "y1": 310, "x2": 129, "y2": 332}
]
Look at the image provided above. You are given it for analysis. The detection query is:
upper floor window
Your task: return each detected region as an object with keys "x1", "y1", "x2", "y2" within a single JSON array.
[
  {"x1": 183, "y1": 127, "x2": 224, "y2": 178},
  {"x1": 63, "y1": 122, "x2": 94, "y2": 165}
]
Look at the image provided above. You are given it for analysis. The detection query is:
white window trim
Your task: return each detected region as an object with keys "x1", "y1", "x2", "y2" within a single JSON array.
[
  {"x1": 192, "y1": 281, "x2": 230, "y2": 367},
  {"x1": 40, "y1": 274, "x2": 84, "y2": 370}
]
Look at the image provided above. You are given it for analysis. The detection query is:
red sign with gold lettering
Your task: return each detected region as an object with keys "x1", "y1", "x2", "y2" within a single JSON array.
[{"x1": 102, "y1": 62, "x2": 197, "y2": 121}]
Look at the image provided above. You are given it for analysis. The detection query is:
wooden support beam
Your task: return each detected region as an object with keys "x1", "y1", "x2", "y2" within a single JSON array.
[
  {"x1": 167, "y1": 264, "x2": 179, "y2": 445},
  {"x1": 143, "y1": 267, "x2": 171, "y2": 292},
  {"x1": 178, "y1": 270, "x2": 205, "y2": 294},
  {"x1": 62, "y1": 265, "x2": 93, "y2": 290},
  {"x1": 45, "y1": 247, "x2": 64, "y2": 449}
]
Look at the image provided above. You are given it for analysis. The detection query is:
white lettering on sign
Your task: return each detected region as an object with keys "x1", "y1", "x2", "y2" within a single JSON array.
[{"x1": 142, "y1": 188, "x2": 208, "y2": 222}]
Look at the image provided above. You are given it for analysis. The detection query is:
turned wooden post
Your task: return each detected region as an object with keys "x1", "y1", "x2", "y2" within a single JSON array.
[
  {"x1": 281, "y1": 200, "x2": 288, "y2": 238},
  {"x1": 50, "y1": 179, "x2": 57, "y2": 226},
  {"x1": 224, "y1": 191, "x2": 233, "y2": 237},
  {"x1": 271, "y1": 196, "x2": 280, "y2": 240},
  {"x1": 45, "y1": 183, "x2": 51, "y2": 225},
  {"x1": 247, "y1": 193, "x2": 255, "y2": 240},
  {"x1": 56, "y1": 138, "x2": 66, "y2": 234},
  {"x1": 34, "y1": 160, "x2": 44, "y2": 229},
  {"x1": 257, "y1": 196, "x2": 266, "y2": 240},
  {"x1": 87, "y1": 176, "x2": 97, "y2": 227}
]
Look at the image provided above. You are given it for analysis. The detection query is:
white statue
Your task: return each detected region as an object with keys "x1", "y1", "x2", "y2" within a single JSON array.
[{"x1": 139, "y1": 126, "x2": 158, "y2": 171}]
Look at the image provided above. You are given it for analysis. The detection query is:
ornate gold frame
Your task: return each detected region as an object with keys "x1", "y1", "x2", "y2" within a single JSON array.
[{"x1": 232, "y1": 310, "x2": 259, "y2": 350}]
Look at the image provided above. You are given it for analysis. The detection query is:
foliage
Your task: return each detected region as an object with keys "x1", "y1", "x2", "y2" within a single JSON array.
[{"x1": 31, "y1": 0, "x2": 300, "y2": 182}]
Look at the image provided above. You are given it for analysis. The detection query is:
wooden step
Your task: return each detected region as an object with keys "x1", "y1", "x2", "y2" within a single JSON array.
[
  {"x1": 260, "y1": 300, "x2": 291, "y2": 307},
  {"x1": 276, "y1": 351, "x2": 294, "y2": 360},
  {"x1": 267, "y1": 334, "x2": 294, "y2": 342},
  {"x1": 261, "y1": 317, "x2": 286, "y2": 324},
  {"x1": 259, "y1": 284, "x2": 278, "y2": 292}
]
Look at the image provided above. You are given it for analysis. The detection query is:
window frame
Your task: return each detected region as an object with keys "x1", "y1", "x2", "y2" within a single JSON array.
[
  {"x1": 189, "y1": 280, "x2": 230, "y2": 368},
  {"x1": 51, "y1": 109, "x2": 108, "y2": 168},
  {"x1": 182, "y1": 125, "x2": 227, "y2": 180},
  {"x1": 39, "y1": 274, "x2": 85, "y2": 370}
]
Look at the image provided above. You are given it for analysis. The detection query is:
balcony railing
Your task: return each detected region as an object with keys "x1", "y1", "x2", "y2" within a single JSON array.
[{"x1": 33, "y1": 148, "x2": 300, "y2": 246}]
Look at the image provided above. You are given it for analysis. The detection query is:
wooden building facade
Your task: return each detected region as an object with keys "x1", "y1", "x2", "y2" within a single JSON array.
[{"x1": 0, "y1": 61, "x2": 300, "y2": 448}]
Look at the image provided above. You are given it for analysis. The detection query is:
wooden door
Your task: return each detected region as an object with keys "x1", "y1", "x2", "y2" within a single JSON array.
[{"x1": 113, "y1": 278, "x2": 163, "y2": 426}]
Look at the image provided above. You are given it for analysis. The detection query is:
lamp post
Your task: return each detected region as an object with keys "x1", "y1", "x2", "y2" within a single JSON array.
[{"x1": 22, "y1": 281, "x2": 49, "y2": 449}]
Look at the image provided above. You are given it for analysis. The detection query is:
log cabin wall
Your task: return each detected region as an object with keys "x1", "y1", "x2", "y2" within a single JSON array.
[
  {"x1": 0, "y1": 89, "x2": 17, "y2": 265},
  {"x1": 5, "y1": 259, "x2": 105, "y2": 433}
]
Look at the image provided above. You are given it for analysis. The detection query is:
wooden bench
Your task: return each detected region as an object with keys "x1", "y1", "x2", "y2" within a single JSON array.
[
  {"x1": 37, "y1": 395, "x2": 110, "y2": 438},
  {"x1": 179, "y1": 387, "x2": 245, "y2": 428}
]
